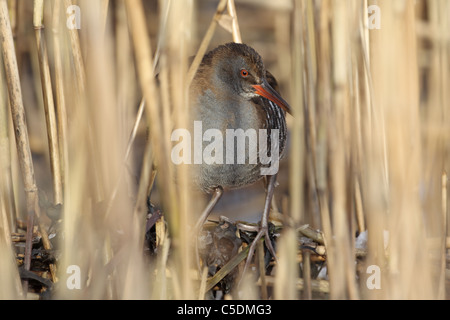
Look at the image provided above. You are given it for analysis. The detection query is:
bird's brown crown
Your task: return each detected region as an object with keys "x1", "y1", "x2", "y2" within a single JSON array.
[{"x1": 200, "y1": 42, "x2": 265, "y2": 74}]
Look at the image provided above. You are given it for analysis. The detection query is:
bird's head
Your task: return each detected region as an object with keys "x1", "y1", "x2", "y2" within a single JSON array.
[{"x1": 201, "y1": 43, "x2": 291, "y2": 115}]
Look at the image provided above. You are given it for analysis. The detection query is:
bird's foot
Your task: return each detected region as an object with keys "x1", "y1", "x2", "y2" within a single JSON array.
[{"x1": 238, "y1": 223, "x2": 277, "y2": 287}]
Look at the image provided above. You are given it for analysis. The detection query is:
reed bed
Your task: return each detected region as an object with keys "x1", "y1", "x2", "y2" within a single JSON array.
[{"x1": 0, "y1": 0, "x2": 448, "y2": 300}]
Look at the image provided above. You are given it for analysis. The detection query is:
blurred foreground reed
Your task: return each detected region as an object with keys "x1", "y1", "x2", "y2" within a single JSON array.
[{"x1": 0, "y1": 0, "x2": 448, "y2": 300}]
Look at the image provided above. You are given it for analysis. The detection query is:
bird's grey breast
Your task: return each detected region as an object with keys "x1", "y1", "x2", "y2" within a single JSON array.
[{"x1": 190, "y1": 89, "x2": 264, "y2": 192}]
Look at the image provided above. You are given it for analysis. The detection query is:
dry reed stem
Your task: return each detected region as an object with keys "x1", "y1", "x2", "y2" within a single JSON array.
[
  {"x1": 302, "y1": 0, "x2": 320, "y2": 229},
  {"x1": 105, "y1": 98, "x2": 145, "y2": 221},
  {"x1": 0, "y1": 49, "x2": 16, "y2": 234},
  {"x1": 51, "y1": 0, "x2": 68, "y2": 192},
  {"x1": 64, "y1": 0, "x2": 105, "y2": 202},
  {"x1": 315, "y1": 0, "x2": 338, "y2": 299},
  {"x1": 357, "y1": 0, "x2": 388, "y2": 299},
  {"x1": 125, "y1": 0, "x2": 169, "y2": 217},
  {"x1": 34, "y1": 0, "x2": 63, "y2": 205},
  {"x1": 187, "y1": 0, "x2": 228, "y2": 85},
  {"x1": 126, "y1": 0, "x2": 197, "y2": 299},
  {"x1": 257, "y1": 240, "x2": 268, "y2": 299},
  {"x1": 227, "y1": 0, "x2": 242, "y2": 43},
  {"x1": 274, "y1": 228, "x2": 299, "y2": 299},
  {"x1": 0, "y1": 56, "x2": 21, "y2": 296},
  {"x1": 302, "y1": 248, "x2": 312, "y2": 299},
  {"x1": 64, "y1": 0, "x2": 86, "y2": 95},
  {"x1": 198, "y1": 267, "x2": 208, "y2": 300},
  {"x1": 439, "y1": 171, "x2": 448, "y2": 298},
  {"x1": 289, "y1": 0, "x2": 305, "y2": 226},
  {"x1": 100, "y1": 0, "x2": 109, "y2": 35},
  {"x1": 271, "y1": 0, "x2": 305, "y2": 301},
  {"x1": 369, "y1": 0, "x2": 433, "y2": 299},
  {"x1": 30, "y1": 0, "x2": 60, "y2": 284},
  {"x1": 0, "y1": 0, "x2": 50, "y2": 289},
  {"x1": 167, "y1": 0, "x2": 197, "y2": 299},
  {"x1": 0, "y1": 193, "x2": 22, "y2": 298},
  {"x1": 330, "y1": 0, "x2": 359, "y2": 300}
]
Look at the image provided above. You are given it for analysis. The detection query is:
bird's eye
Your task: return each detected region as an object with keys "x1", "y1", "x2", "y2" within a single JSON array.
[{"x1": 240, "y1": 69, "x2": 249, "y2": 78}]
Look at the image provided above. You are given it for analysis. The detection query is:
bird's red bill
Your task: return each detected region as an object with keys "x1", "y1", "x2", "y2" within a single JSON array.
[{"x1": 252, "y1": 84, "x2": 291, "y2": 115}]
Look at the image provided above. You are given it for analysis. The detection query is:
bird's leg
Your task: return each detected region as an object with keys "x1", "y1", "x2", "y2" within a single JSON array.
[
  {"x1": 195, "y1": 186, "x2": 223, "y2": 231},
  {"x1": 240, "y1": 174, "x2": 278, "y2": 284},
  {"x1": 195, "y1": 186, "x2": 223, "y2": 271}
]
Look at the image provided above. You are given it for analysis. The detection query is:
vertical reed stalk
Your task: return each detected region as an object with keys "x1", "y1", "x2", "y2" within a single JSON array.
[
  {"x1": 0, "y1": 43, "x2": 16, "y2": 233},
  {"x1": 227, "y1": 0, "x2": 242, "y2": 43},
  {"x1": 370, "y1": 0, "x2": 432, "y2": 299},
  {"x1": 52, "y1": 0, "x2": 69, "y2": 191},
  {"x1": 34, "y1": 0, "x2": 63, "y2": 205}
]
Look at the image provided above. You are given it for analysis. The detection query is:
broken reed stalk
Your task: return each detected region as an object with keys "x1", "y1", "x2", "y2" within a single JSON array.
[{"x1": 34, "y1": 0, "x2": 63, "y2": 205}]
